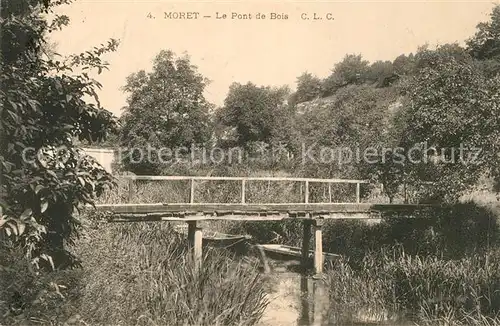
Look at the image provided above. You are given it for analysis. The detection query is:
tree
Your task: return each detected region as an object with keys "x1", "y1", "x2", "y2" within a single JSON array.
[
  {"x1": 216, "y1": 82, "x2": 294, "y2": 149},
  {"x1": 321, "y1": 54, "x2": 370, "y2": 96},
  {"x1": 1, "y1": 0, "x2": 118, "y2": 268},
  {"x1": 392, "y1": 53, "x2": 416, "y2": 76},
  {"x1": 294, "y1": 72, "x2": 322, "y2": 104},
  {"x1": 119, "y1": 50, "x2": 214, "y2": 174},
  {"x1": 467, "y1": 5, "x2": 500, "y2": 60},
  {"x1": 382, "y1": 46, "x2": 500, "y2": 202},
  {"x1": 295, "y1": 84, "x2": 398, "y2": 179},
  {"x1": 366, "y1": 60, "x2": 398, "y2": 87},
  {"x1": 467, "y1": 4, "x2": 500, "y2": 76}
]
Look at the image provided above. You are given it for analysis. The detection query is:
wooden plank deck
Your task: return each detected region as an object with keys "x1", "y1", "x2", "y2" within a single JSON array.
[{"x1": 93, "y1": 202, "x2": 439, "y2": 221}]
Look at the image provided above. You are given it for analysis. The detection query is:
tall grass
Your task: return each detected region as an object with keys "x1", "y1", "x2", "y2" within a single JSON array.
[
  {"x1": 0, "y1": 217, "x2": 269, "y2": 325},
  {"x1": 325, "y1": 246, "x2": 500, "y2": 325}
]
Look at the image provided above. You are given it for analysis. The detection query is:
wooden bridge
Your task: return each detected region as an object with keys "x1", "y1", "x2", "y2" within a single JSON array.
[{"x1": 95, "y1": 175, "x2": 437, "y2": 274}]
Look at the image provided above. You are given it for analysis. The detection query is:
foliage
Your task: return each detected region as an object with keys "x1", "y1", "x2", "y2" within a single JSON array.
[
  {"x1": 119, "y1": 50, "x2": 214, "y2": 175},
  {"x1": 293, "y1": 72, "x2": 322, "y2": 105},
  {"x1": 467, "y1": 5, "x2": 500, "y2": 64},
  {"x1": 321, "y1": 54, "x2": 370, "y2": 96},
  {"x1": 0, "y1": 0, "x2": 118, "y2": 268},
  {"x1": 295, "y1": 84, "x2": 398, "y2": 179},
  {"x1": 216, "y1": 82, "x2": 295, "y2": 150},
  {"x1": 388, "y1": 46, "x2": 500, "y2": 202},
  {"x1": 366, "y1": 60, "x2": 399, "y2": 87},
  {"x1": 392, "y1": 53, "x2": 416, "y2": 76}
]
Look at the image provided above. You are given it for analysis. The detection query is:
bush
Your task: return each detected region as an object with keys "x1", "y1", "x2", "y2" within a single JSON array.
[{"x1": 0, "y1": 241, "x2": 83, "y2": 325}]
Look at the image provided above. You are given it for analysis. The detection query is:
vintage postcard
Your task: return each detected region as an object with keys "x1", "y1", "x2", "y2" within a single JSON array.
[{"x1": 2, "y1": 0, "x2": 500, "y2": 325}]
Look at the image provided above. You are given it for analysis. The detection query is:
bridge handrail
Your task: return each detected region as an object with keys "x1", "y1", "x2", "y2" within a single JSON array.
[
  {"x1": 117, "y1": 175, "x2": 369, "y2": 184},
  {"x1": 119, "y1": 175, "x2": 369, "y2": 204}
]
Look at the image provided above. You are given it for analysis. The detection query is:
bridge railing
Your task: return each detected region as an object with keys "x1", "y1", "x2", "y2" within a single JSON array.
[{"x1": 120, "y1": 175, "x2": 369, "y2": 205}]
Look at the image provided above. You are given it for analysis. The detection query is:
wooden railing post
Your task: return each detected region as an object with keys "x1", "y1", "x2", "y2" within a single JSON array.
[
  {"x1": 328, "y1": 183, "x2": 332, "y2": 203},
  {"x1": 0, "y1": 204, "x2": 4, "y2": 242},
  {"x1": 241, "y1": 179, "x2": 246, "y2": 204},
  {"x1": 128, "y1": 179, "x2": 135, "y2": 203},
  {"x1": 190, "y1": 178, "x2": 195, "y2": 204},
  {"x1": 305, "y1": 180, "x2": 309, "y2": 204},
  {"x1": 356, "y1": 182, "x2": 360, "y2": 203}
]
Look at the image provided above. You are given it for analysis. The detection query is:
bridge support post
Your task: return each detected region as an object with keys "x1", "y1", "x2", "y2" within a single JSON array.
[
  {"x1": 187, "y1": 221, "x2": 203, "y2": 272},
  {"x1": 301, "y1": 218, "x2": 312, "y2": 272},
  {"x1": 313, "y1": 219, "x2": 324, "y2": 275}
]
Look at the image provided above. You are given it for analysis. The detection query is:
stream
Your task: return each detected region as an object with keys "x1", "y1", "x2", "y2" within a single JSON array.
[{"x1": 256, "y1": 261, "x2": 411, "y2": 326}]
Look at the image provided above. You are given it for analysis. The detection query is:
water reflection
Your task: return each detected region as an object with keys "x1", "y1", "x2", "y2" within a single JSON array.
[
  {"x1": 258, "y1": 268, "x2": 329, "y2": 326},
  {"x1": 298, "y1": 275, "x2": 328, "y2": 326},
  {"x1": 260, "y1": 263, "x2": 404, "y2": 326},
  {"x1": 298, "y1": 276, "x2": 312, "y2": 325}
]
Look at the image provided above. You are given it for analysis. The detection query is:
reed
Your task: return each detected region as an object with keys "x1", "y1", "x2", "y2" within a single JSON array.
[
  {"x1": 0, "y1": 220, "x2": 269, "y2": 326},
  {"x1": 325, "y1": 245, "x2": 500, "y2": 325}
]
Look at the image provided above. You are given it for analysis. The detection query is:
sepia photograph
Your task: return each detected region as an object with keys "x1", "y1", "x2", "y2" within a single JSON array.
[{"x1": 1, "y1": 0, "x2": 500, "y2": 325}]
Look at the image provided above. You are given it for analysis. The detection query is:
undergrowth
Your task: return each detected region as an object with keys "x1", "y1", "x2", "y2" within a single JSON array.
[
  {"x1": 325, "y1": 246, "x2": 500, "y2": 325},
  {"x1": 0, "y1": 218, "x2": 269, "y2": 326}
]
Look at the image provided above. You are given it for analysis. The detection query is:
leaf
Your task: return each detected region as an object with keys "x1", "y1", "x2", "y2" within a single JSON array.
[
  {"x1": 6, "y1": 222, "x2": 17, "y2": 236},
  {"x1": 41, "y1": 200, "x2": 49, "y2": 213},
  {"x1": 41, "y1": 254, "x2": 55, "y2": 270},
  {"x1": 20, "y1": 208, "x2": 32, "y2": 219},
  {"x1": 17, "y1": 222, "x2": 26, "y2": 235},
  {"x1": 35, "y1": 184, "x2": 44, "y2": 194}
]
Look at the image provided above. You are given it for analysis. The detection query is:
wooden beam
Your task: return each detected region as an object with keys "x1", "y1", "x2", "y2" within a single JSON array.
[
  {"x1": 188, "y1": 221, "x2": 203, "y2": 272},
  {"x1": 94, "y1": 202, "x2": 438, "y2": 214},
  {"x1": 241, "y1": 179, "x2": 246, "y2": 204},
  {"x1": 305, "y1": 181, "x2": 309, "y2": 203},
  {"x1": 313, "y1": 219, "x2": 324, "y2": 275},
  {"x1": 106, "y1": 212, "x2": 386, "y2": 222},
  {"x1": 328, "y1": 183, "x2": 332, "y2": 203},
  {"x1": 356, "y1": 183, "x2": 361, "y2": 203},
  {"x1": 190, "y1": 178, "x2": 195, "y2": 204},
  {"x1": 301, "y1": 219, "x2": 312, "y2": 272},
  {"x1": 255, "y1": 244, "x2": 271, "y2": 274}
]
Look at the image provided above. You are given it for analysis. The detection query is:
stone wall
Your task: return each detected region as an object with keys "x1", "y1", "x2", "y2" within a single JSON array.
[{"x1": 82, "y1": 148, "x2": 116, "y2": 173}]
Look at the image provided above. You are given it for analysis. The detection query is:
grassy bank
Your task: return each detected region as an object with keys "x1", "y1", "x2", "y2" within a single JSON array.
[
  {"x1": 0, "y1": 219, "x2": 268, "y2": 325},
  {"x1": 325, "y1": 246, "x2": 500, "y2": 325}
]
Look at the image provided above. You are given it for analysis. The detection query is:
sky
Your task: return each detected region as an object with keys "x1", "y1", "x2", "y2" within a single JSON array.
[{"x1": 50, "y1": 0, "x2": 499, "y2": 117}]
